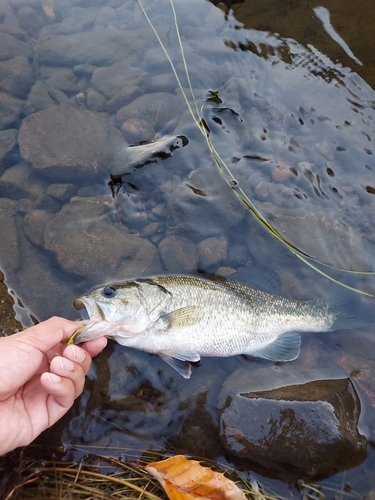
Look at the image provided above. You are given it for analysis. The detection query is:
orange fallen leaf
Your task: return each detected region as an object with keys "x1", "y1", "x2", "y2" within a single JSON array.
[{"x1": 145, "y1": 455, "x2": 247, "y2": 500}]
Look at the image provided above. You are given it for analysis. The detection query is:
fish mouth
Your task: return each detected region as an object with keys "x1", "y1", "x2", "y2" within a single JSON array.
[
  {"x1": 72, "y1": 296, "x2": 108, "y2": 343},
  {"x1": 74, "y1": 296, "x2": 106, "y2": 321}
]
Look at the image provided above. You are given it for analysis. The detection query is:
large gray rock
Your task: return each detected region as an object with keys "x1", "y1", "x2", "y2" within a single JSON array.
[
  {"x1": 44, "y1": 197, "x2": 163, "y2": 281},
  {"x1": 219, "y1": 367, "x2": 367, "y2": 480},
  {"x1": 19, "y1": 104, "x2": 124, "y2": 180},
  {"x1": 0, "y1": 56, "x2": 34, "y2": 98}
]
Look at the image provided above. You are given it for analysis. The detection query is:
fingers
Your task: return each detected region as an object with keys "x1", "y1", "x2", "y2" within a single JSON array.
[
  {"x1": 17, "y1": 317, "x2": 82, "y2": 354},
  {"x1": 83, "y1": 337, "x2": 108, "y2": 358},
  {"x1": 39, "y1": 339, "x2": 107, "y2": 428}
]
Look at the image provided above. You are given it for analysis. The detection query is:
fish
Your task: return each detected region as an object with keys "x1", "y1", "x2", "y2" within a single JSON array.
[{"x1": 72, "y1": 273, "x2": 351, "y2": 379}]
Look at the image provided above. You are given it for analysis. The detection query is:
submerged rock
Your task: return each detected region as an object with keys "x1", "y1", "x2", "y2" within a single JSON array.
[
  {"x1": 198, "y1": 236, "x2": 228, "y2": 269},
  {"x1": 0, "y1": 32, "x2": 33, "y2": 62},
  {"x1": 44, "y1": 197, "x2": 163, "y2": 281},
  {"x1": 35, "y1": 27, "x2": 151, "y2": 67},
  {"x1": 219, "y1": 366, "x2": 367, "y2": 480},
  {"x1": 115, "y1": 92, "x2": 184, "y2": 131},
  {"x1": 91, "y1": 61, "x2": 150, "y2": 114},
  {"x1": 159, "y1": 235, "x2": 198, "y2": 273},
  {"x1": 0, "y1": 162, "x2": 46, "y2": 201},
  {"x1": 19, "y1": 104, "x2": 124, "y2": 180},
  {"x1": 258, "y1": 202, "x2": 374, "y2": 272},
  {"x1": 0, "y1": 198, "x2": 20, "y2": 272},
  {"x1": 0, "y1": 92, "x2": 24, "y2": 130},
  {"x1": 0, "y1": 56, "x2": 34, "y2": 99},
  {"x1": 0, "y1": 129, "x2": 18, "y2": 172}
]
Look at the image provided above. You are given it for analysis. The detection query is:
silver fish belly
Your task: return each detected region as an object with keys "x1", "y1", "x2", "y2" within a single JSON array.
[{"x1": 73, "y1": 274, "x2": 338, "y2": 378}]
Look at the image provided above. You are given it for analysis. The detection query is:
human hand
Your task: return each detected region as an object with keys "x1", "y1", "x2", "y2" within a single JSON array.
[{"x1": 0, "y1": 316, "x2": 107, "y2": 456}]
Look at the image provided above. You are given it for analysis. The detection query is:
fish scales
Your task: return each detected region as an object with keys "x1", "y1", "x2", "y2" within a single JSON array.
[{"x1": 72, "y1": 274, "x2": 339, "y2": 378}]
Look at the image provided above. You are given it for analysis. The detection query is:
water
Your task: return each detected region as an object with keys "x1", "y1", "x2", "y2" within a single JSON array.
[{"x1": 1, "y1": 0, "x2": 375, "y2": 495}]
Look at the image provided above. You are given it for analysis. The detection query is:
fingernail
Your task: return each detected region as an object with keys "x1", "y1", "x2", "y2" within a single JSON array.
[
  {"x1": 72, "y1": 345, "x2": 85, "y2": 362},
  {"x1": 47, "y1": 373, "x2": 62, "y2": 383},
  {"x1": 60, "y1": 357, "x2": 74, "y2": 371}
]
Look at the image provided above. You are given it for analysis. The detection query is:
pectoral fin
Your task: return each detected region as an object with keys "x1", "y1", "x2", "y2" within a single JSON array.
[
  {"x1": 159, "y1": 350, "x2": 201, "y2": 379},
  {"x1": 162, "y1": 306, "x2": 202, "y2": 330},
  {"x1": 248, "y1": 331, "x2": 301, "y2": 362}
]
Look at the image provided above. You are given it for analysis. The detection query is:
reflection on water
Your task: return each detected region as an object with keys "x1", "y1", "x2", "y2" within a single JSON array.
[{"x1": 1, "y1": 0, "x2": 375, "y2": 495}]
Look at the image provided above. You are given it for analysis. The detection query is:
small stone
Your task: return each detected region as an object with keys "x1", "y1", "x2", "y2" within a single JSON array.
[
  {"x1": 33, "y1": 193, "x2": 60, "y2": 213},
  {"x1": 0, "y1": 92, "x2": 24, "y2": 130},
  {"x1": 121, "y1": 118, "x2": 155, "y2": 145},
  {"x1": 151, "y1": 203, "x2": 167, "y2": 220},
  {"x1": 47, "y1": 183, "x2": 76, "y2": 202},
  {"x1": 216, "y1": 266, "x2": 236, "y2": 277},
  {"x1": 73, "y1": 64, "x2": 98, "y2": 78},
  {"x1": 0, "y1": 32, "x2": 34, "y2": 62},
  {"x1": 86, "y1": 87, "x2": 107, "y2": 112},
  {"x1": 0, "y1": 129, "x2": 18, "y2": 167},
  {"x1": 17, "y1": 6, "x2": 45, "y2": 37},
  {"x1": 24, "y1": 209, "x2": 54, "y2": 247},
  {"x1": 198, "y1": 236, "x2": 227, "y2": 269},
  {"x1": 0, "y1": 162, "x2": 45, "y2": 201},
  {"x1": 316, "y1": 140, "x2": 334, "y2": 160},
  {"x1": 17, "y1": 198, "x2": 33, "y2": 214},
  {"x1": 46, "y1": 73, "x2": 78, "y2": 97},
  {"x1": 140, "y1": 222, "x2": 163, "y2": 238},
  {"x1": 254, "y1": 180, "x2": 270, "y2": 199},
  {"x1": 47, "y1": 88, "x2": 70, "y2": 105},
  {"x1": 25, "y1": 81, "x2": 58, "y2": 115},
  {"x1": 0, "y1": 198, "x2": 20, "y2": 271},
  {"x1": 226, "y1": 243, "x2": 249, "y2": 268},
  {"x1": 159, "y1": 235, "x2": 198, "y2": 273},
  {"x1": 0, "y1": 56, "x2": 35, "y2": 99},
  {"x1": 272, "y1": 161, "x2": 292, "y2": 181}
]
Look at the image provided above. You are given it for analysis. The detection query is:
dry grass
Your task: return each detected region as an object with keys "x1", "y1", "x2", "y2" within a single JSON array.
[{"x1": 0, "y1": 446, "x2": 266, "y2": 500}]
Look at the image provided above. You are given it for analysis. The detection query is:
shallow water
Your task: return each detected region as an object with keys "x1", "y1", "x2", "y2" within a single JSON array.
[{"x1": 1, "y1": 0, "x2": 375, "y2": 495}]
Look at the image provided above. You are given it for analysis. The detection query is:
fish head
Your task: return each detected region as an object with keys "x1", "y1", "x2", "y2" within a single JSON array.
[{"x1": 72, "y1": 281, "x2": 155, "y2": 344}]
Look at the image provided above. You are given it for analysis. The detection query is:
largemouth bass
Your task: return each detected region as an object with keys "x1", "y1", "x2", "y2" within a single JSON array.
[{"x1": 73, "y1": 274, "x2": 348, "y2": 379}]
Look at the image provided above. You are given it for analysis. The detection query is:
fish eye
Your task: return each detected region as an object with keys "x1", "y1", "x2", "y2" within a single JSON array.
[{"x1": 102, "y1": 286, "x2": 117, "y2": 298}]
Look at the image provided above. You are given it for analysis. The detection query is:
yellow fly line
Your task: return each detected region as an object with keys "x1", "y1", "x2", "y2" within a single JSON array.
[{"x1": 136, "y1": 0, "x2": 375, "y2": 298}]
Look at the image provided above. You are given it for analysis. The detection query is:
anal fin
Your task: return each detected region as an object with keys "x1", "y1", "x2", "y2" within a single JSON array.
[
  {"x1": 249, "y1": 331, "x2": 301, "y2": 362},
  {"x1": 159, "y1": 350, "x2": 201, "y2": 379}
]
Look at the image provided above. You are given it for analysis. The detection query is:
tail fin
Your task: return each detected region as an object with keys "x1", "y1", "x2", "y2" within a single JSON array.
[{"x1": 329, "y1": 287, "x2": 375, "y2": 331}]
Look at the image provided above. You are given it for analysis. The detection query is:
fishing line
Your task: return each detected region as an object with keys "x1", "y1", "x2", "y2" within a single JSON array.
[{"x1": 136, "y1": 0, "x2": 375, "y2": 298}]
